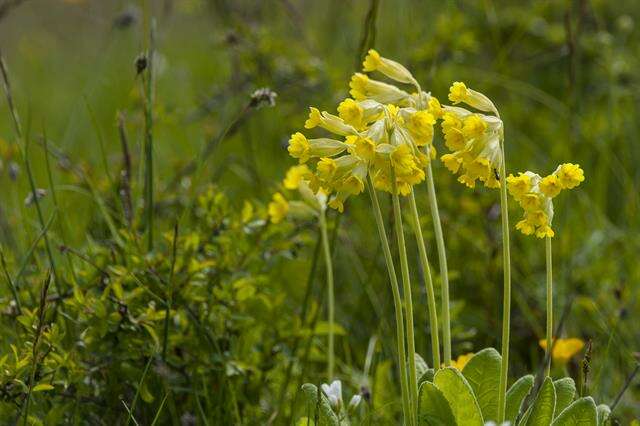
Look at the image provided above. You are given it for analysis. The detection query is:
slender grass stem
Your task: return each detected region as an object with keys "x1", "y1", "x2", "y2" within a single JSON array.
[
  {"x1": 497, "y1": 139, "x2": 512, "y2": 423},
  {"x1": 366, "y1": 177, "x2": 411, "y2": 426},
  {"x1": 142, "y1": 19, "x2": 156, "y2": 252},
  {"x1": 391, "y1": 185, "x2": 417, "y2": 425},
  {"x1": 319, "y1": 209, "x2": 335, "y2": 380},
  {"x1": 408, "y1": 190, "x2": 440, "y2": 370},
  {"x1": 545, "y1": 236, "x2": 553, "y2": 376},
  {"x1": 424, "y1": 162, "x2": 451, "y2": 366}
]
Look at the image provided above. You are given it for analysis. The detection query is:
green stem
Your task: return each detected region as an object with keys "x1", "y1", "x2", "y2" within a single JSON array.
[
  {"x1": 408, "y1": 190, "x2": 441, "y2": 370},
  {"x1": 391, "y1": 182, "x2": 417, "y2": 425},
  {"x1": 425, "y1": 161, "x2": 451, "y2": 366},
  {"x1": 545, "y1": 236, "x2": 553, "y2": 376},
  {"x1": 366, "y1": 177, "x2": 411, "y2": 426},
  {"x1": 497, "y1": 140, "x2": 512, "y2": 423},
  {"x1": 319, "y1": 209, "x2": 335, "y2": 380}
]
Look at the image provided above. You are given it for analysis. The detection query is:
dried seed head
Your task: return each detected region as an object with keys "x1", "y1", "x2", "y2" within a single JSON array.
[{"x1": 249, "y1": 88, "x2": 277, "y2": 109}]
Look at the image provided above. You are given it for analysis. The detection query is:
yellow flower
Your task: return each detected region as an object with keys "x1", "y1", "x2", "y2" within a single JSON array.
[
  {"x1": 539, "y1": 338, "x2": 585, "y2": 364},
  {"x1": 283, "y1": 165, "x2": 311, "y2": 190},
  {"x1": 349, "y1": 73, "x2": 369, "y2": 100},
  {"x1": 288, "y1": 132, "x2": 310, "y2": 163},
  {"x1": 304, "y1": 107, "x2": 322, "y2": 129},
  {"x1": 316, "y1": 157, "x2": 338, "y2": 181},
  {"x1": 346, "y1": 135, "x2": 376, "y2": 162},
  {"x1": 406, "y1": 110, "x2": 435, "y2": 145},
  {"x1": 428, "y1": 97, "x2": 443, "y2": 118},
  {"x1": 390, "y1": 144, "x2": 417, "y2": 176},
  {"x1": 535, "y1": 225, "x2": 555, "y2": 238},
  {"x1": 337, "y1": 98, "x2": 365, "y2": 129},
  {"x1": 555, "y1": 163, "x2": 585, "y2": 189},
  {"x1": 268, "y1": 193, "x2": 289, "y2": 224},
  {"x1": 539, "y1": 174, "x2": 562, "y2": 198},
  {"x1": 441, "y1": 112, "x2": 465, "y2": 151},
  {"x1": 362, "y1": 49, "x2": 383, "y2": 72},
  {"x1": 507, "y1": 173, "x2": 531, "y2": 198},
  {"x1": 448, "y1": 82, "x2": 469, "y2": 104},
  {"x1": 462, "y1": 114, "x2": 487, "y2": 139},
  {"x1": 441, "y1": 153, "x2": 462, "y2": 173},
  {"x1": 450, "y1": 353, "x2": 474, "y2": 370},
  {"x1": 516, "y1": 219, "x2": 535, "y2": 235}
]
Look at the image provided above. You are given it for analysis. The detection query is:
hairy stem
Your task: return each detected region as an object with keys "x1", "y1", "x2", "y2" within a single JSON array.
[
  {"x1": 408, "y1": 190, "x2": 441, "y2": 370},
  {"x1": 545, "y1": 236, "x2": 553, "y2": 376},
  {"x1": 319, "y1": 209, "x2": 335, "y2": 380},
  {"x1": 497, "y1": 140, "x2": 512, "y2": 423},
  {"x1": 425, "y1": 161, "x2": 451, "y2": 365},
  {"x1": 366, "y1": 177, "x2": 411, "y2": 426},
  {"x1": 391, "y1": 183, "x2": 417, "y2": 425}
]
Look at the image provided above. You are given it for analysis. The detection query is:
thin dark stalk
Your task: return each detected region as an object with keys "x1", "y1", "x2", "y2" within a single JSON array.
[
  {"x1": 162, "y1": 223, "x2": 179, "y2": 361},
  {"x1": 355, "y1": 0, "x2": 380, "y2": 69},
  {"x1": 142, "y1": 19, "x2": 157, "y2": 252},
  {"x1": 0, "y1": 51, "x2": 22, "y2": 139},
  {"x1": 117, "y1": 112, "x2": 134, "y2": 227},
  {"x1": 610, "y1": 363, "x2": 640, "y2": 412},
  {"x1": 0, "y1": 248, "x2": 21, "y2": 314},
  {"x1": 22, "y1": 272, "x2": 52, "y2": 426}
]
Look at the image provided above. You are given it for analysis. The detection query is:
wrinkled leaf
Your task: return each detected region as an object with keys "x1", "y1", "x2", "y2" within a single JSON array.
[
  {"x1": 505, "y1": 374, "x2": 534, "y2": 424},
  {"x1": 554, "y1": 377, "x2": 576, "y2": 415},
  {"x1": 418, "y1": 369, "x2": 435, "y2": 385},
  {"x1": 551, "y1": 397, "x2": 597, "y2": 426},
  {"x1": 462, "y1": 347, "x2": 501, "y2": 422},
  {"x1": 433, "y1": 367, "x2": 484, "y2": 426},
  {"x1": 417, "y1": 381, "x2": 456, "y2": 425},
  {"x1": 525, "y1": 377, "x2": 556, "y2": 426},
  {"x1": 415, "y1": 353, "x2": 429, "y2": 380},
  {"x1": 301, "y1": 383, "x2": 339, "y2": 426},
  {"x1": 596, "y1": 404, "x2": 611, "y2": 426}
]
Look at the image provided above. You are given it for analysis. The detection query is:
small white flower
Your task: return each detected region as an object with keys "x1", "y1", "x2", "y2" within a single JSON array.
[
  {"x1": 348, "y1": 394, "x2": 362, "y2": 410},
  {"x1": 321, "y1": 380, "x2": 342, "y2": 408}
]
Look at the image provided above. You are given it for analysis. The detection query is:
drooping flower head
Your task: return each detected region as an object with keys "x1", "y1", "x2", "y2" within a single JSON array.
[
  {"x1": 439, "y1": 82, "x2": 504, "y2": 189},
  {"x1": 286, "y1": 51, "x2": 439, "y2": 212},
  {"x1": 507, "y1": 163, "x2": 585, "y2": 238}
]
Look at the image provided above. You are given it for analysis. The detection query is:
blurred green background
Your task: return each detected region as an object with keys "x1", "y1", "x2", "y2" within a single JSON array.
[{"x1": 0, "y1": 0, "x2": 638, "y2": 423}]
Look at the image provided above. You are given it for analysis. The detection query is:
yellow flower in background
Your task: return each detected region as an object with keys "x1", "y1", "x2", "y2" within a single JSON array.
[
  {"x1": 283, "y1": 165, "x2": 312, "y2": 190},
  {"x1": 450, "y1": 353, "x2": 474, "y2": 370},
  {"x1": 268, "y1": 193, "x2": 289, "y2": 224},
  {"x1": 448, "y1": 82, "x2": 469, "y2": 104},
  {"x1": 539, "y1": 338, "x2": 585, "y2": 364}
]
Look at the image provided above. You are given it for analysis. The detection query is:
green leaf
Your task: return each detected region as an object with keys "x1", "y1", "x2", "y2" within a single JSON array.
[
  {"x1": 32, "y1": 383, "x2": 54, "y2": 392},
  {"x1": 596, "y1": 404, "x2": 611, "y2": 426},
  {"x1": 300, "y1": 383, "x2": 339, "y2": 426},
  {"x1": 505, "y1": 374, "x2": 534, "y2": 424},
  {"x1": 415, "y1": 353, "x2": 430, "y2": 379},
  {"x1": 418, "y1": 369, "x2": 435, "y2": 385},
  {"x1": 433, "y1": 367, "x2": 484, "y2": 426},
  {"x1": 525, "y1": 377, "x2": 556, "y2": 426},
  {"x1": 551, "y1": 397, "x2": 597, "y2": 426},
  {"x1": 417, "y1": 381, "x2": 456, "y2": 425},
  {"x1": 461, "y1": 347, "x2": 501, "y2": 422},
  {"x1": 553, "y1": 377, "x2": 576, "y2": 415}
]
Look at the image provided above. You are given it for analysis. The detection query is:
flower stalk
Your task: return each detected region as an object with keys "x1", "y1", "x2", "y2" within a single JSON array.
[
  {"x1": 319, "y1": 208, "x2": 335, "y2": 380},
  {"x1": 425, "y1": 160, "x2": 451, "y2": 365},
  {"x1": 408, "y1": 189, "x2": 441, "y2": 370},
  {"x1": 545, "y1": 235, "x2": 553, "y2": 377},
  {"x1": 391, "y1": 181, "x2": 418, "y2": 424},
  {"x1": 366, "y1": 177, "x2": 412, "y2": 425},
  {"x1": 497, "y1": 137, "x2": 512, "y2": 424}
]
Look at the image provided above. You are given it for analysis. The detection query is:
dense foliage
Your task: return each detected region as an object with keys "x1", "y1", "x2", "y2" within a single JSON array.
[{"x1": 0, "y1": 0, "x2": 638, "y2": 424}]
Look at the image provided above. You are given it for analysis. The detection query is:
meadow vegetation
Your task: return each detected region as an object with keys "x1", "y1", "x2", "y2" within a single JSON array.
[{"x1": 0, "y1": 1, "x2": 638, "y2": 424}]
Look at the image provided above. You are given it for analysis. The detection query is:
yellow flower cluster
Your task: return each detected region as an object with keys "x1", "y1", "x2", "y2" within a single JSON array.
[
  {"x1": 440, "y1": 82, "x2": 504, "y2": 189},
  {"x1": 287, "y1": 49, "x2": 440, "y2": 212},
  {"x1": 268, "y1": 164, "x2": 327, "y2": 223},
  {"x1": 507, "y1": 164, "x2": 585, "y2": 238}
]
